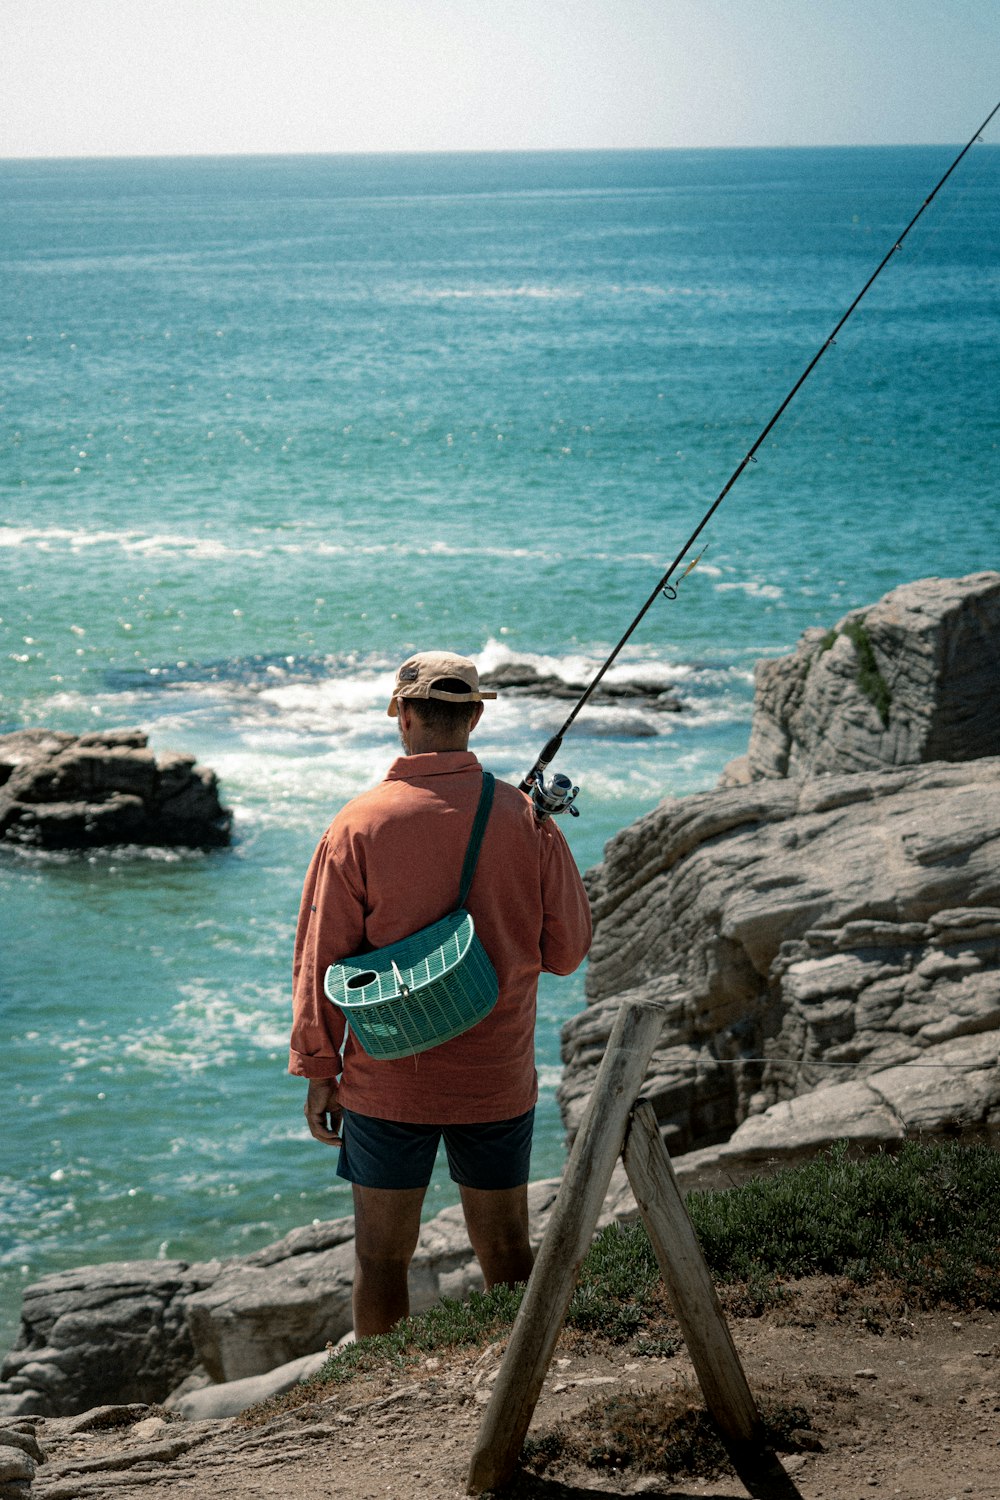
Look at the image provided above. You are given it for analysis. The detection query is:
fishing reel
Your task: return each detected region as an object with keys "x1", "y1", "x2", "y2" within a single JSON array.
[{"x1": 528, "y1": 769, "x2": 580, "y2": 822}]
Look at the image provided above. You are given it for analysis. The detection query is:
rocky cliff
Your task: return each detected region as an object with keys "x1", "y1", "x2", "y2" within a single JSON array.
[
  {"x1": 559, "y1": 572, "x2": 1000, "y2": 1182},
  {"x1": 733, "y1": 570, "x2": 1000, "y2": 783}
]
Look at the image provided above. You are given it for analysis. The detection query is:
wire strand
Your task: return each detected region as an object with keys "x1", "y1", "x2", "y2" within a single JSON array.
[{"x1": 704, "y1": 1055, "x2": 997, "y2": 1071}]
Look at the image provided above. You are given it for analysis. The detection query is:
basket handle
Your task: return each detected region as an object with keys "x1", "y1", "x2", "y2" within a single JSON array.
[{"x1": 457, "y1": 771, "x2": 495, "y2": 908}]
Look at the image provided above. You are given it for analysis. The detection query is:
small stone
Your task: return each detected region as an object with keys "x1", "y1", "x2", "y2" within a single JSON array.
[
  {"x1": 791, "y1": 1427, "x2": 824, "y2": 1452},
  {"x1": 0, "y1": 1430, "x2": 43, "y2": 1462},
  {"x1": 130, "y1": 1416, "x2": 169, "y2": 1441},
  {"x1": 64, "y1": 1404, "x2": 151, "y2": 1434},
  {"x1": 854, "y1": 1368, "x2": 878, "y2": 1379},
  {"x1": 0, "y1": 1448, "x2": 35, "y2": 1483}
]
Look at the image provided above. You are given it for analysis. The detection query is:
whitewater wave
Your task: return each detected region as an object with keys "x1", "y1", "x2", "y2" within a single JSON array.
[
  {"x1": 410, "y1": 282, "x2": 718, "y2": 303},
  {"x1": 715, "y1": 579, "x2": 784, "y2": 600},
  {"x1": 0, "y1": 523, "x2": 732, "y2": 575}
]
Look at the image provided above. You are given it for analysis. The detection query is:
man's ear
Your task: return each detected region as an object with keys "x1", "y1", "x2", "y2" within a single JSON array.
[{"x1": 470, "y1": 701, "x2": 485, "y2": 733}]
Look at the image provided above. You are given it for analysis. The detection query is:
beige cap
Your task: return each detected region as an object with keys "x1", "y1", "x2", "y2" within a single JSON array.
[{"x1": 387, "y1": 651, "x2": 497, "y2": 717}]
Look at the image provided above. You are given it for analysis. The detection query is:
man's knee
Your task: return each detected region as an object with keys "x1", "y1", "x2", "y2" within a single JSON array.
[
  {"x1": 468, "y1": 1220, "x2": 530, "y2": 1259},
  {"x1": 354, "y1": 1246, "x2": 416, "y2": 1279}
]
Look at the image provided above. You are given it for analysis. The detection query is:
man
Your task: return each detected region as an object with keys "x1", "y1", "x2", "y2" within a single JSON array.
[{"x1": 289, "y1": 650, "x2": 591, "y2": 1337}]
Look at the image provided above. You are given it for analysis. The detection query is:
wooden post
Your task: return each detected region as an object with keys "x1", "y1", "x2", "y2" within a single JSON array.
[
  {"x1": 466, "y1": 999, "x2": 667, "y2": 1495},
  {"x1": 623, "y1": 1099, "x2": 802, "y2": 1500}
]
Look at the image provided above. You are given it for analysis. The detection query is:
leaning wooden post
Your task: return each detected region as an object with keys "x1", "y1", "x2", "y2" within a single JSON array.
[
  {"x1": 466, "y1": 999, "x2": 667, "y2": 1495},
  {"x1": 623, "y1": 1100, "x2": 802, "y2": 1500}
]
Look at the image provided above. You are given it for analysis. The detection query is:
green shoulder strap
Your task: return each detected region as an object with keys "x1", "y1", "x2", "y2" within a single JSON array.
[{"x1": 457, "y1": 771, "x2": 495, "y2": 908}]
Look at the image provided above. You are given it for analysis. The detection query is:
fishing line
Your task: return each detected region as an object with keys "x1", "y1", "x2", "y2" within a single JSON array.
[{"x1": 520, "y1": 100, "x2": 1000, "y2": 812}]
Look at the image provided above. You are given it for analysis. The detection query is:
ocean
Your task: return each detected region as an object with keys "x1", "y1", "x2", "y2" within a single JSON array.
[{"x1": 1, "y1": 145, "x2": 998, "y2": 1351}]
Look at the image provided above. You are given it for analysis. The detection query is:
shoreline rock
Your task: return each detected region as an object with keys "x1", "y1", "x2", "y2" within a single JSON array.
[
  {"x1": 561, "y1": 573, "x2": 1000, "y2": 1187},
  {"x1": 0, "y1": 729, "x2": 231, "y2": 850},
  {"x1": 0, "y1": 1181, "x2": 583, "y2": 1420}
]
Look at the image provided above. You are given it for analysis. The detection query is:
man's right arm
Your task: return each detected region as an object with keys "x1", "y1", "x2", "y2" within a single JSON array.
[
  {"x1": 289, "y1": 828, "x2": 367, "y2": 1081},
  {"x1": 538, "y1": 820, "x2": 592, "y2": 976}
]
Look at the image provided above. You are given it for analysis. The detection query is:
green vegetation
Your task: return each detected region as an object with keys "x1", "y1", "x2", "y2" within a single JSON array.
[
  {"x1": 813, "y1": 616, "x2": 893, "y2": 724},
  {"x1": 841, "y1": 618, "x2": 893, "y2": 725},
  {"x1": 248, "y1": 1141, "x2": 999, "y2": 1430},
  {"x1": 298, "y1": 1282, "x2": 526, "y2": 1389},
  {"x1": 688, "y1": 1139, "x2": 1000, "y2": 1305}
]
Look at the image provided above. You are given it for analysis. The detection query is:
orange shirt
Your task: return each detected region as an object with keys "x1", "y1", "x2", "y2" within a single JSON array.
[{"x1": 289, "y1": 751, "x2": 592, "y2": 1123}]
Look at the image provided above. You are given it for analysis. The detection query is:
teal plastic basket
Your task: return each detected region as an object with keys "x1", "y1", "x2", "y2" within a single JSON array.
[{"x1": 324, "y1": 909, "x2": 499, "y2": 1060}]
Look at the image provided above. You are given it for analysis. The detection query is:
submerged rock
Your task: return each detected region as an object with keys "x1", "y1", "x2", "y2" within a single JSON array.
[
  {"x1": 0, "y1": 729, "x2": 231, "y2": 850},
  {"x1": 479, "y1": 661, "x2": 684, "y2": 712}
]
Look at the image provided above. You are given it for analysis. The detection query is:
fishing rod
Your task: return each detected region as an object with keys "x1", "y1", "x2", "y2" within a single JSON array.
[{"x1": 521, "y1": 99, "x2": 1000, "y2": 821}]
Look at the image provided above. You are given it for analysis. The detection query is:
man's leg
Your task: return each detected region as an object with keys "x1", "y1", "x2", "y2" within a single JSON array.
[
  {"x1": 459, "y1": 1183, "x2": 534, "y2": 1289},
  {"x1": 351, "y1": 1183, "x2": 425, "y2": 1338}
]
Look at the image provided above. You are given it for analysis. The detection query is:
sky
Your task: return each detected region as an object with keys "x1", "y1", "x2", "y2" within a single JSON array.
[{"x1": 1, "y1": 0, "x2": 998, "y2": 158}]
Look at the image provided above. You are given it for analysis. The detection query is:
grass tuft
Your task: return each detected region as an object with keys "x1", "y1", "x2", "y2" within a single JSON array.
[
  {"x1": 686, "y1": 1139, "x2": 1000, "y2": 1307},
  {"x1": 522, "y1": 1384, "x2": 817, "y2": 1480},
  {"x1": 841, "y1": 618, "x2": 892, "y2": 724}
]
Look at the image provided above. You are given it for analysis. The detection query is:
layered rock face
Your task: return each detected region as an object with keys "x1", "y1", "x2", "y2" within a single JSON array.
[
  {"x1": 737, "y1": 570, "x2": 1000, "y2": 782},
  {"x1": 559, "y1": 573, "x2": 1000, "y2": 1183},
  {"x1": 561, "y1": 764, "x2": 1000, "y2": 1154},
  {"x1": 0, "y1": 730, "x2": 231, "y2": 849}
]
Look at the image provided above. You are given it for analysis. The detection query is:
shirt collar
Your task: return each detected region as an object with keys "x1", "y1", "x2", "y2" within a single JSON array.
[{"x1": 385, "y1": 751, "x2": 480, "y2": 781}]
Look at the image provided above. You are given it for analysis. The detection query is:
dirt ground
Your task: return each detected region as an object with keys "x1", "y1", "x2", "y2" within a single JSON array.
[{"x1": 22, "y1": 1281, "x2": 1000, "y2": 1500}]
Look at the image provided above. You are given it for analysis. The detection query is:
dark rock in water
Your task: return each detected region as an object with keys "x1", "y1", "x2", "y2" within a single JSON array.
[
  {"x1": 0, "y1": 729, "x2": 231, "y2": 850},
  {"x1": 728, "y1": 570, "x2": 1000, "y2": 783},
  {"x1": 479, "y1": 661, "x2": 683, "y2": 711}
]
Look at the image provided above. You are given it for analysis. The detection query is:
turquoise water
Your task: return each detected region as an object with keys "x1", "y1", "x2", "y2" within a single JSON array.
[{"x1": 2, "y1": 146, "x2": 998, "y2": 1350}]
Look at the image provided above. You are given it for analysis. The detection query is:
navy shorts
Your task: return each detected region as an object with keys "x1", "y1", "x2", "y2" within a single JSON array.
[{"x1": 337, "y1": 1106, "x2": 534, "y2": 1191}]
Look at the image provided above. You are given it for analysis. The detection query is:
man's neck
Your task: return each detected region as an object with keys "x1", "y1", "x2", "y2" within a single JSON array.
[{"x1": 402, "y1": 737, "x2": 470, "y2": 756}]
